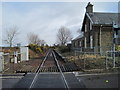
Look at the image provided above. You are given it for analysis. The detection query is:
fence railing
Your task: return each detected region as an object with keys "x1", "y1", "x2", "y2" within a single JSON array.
[
  {"x1": 106, "y1": 51, "x2": 120, "y2": 69},
  {"x1": 62, "y1": 47, "x2": 120, "y2": 70},
  {"x1": 74, "y1": 51, "x2": 106, "y2": 70},
  {"x1": 72, "y1": 46, "x2": 119, "y2": 55}
]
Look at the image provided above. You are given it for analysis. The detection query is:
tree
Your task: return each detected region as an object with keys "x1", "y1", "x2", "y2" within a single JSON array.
[
  {"x1": 4, "y1": 26, "x2": 19, "y2": 47},
  {"x1": 27, "y1": 33, "x2": 41, "y2": 45},
  {"x1": 56, "y1": 26, "x2": 72, "y2": 46},
  {"x1": 27, "y1": 33, "x2": 46, "y2": 45}
]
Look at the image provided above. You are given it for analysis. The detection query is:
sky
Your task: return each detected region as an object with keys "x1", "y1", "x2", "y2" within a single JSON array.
[{"x1": 1, "y1": 1, "x2": 119, "y2": 46}]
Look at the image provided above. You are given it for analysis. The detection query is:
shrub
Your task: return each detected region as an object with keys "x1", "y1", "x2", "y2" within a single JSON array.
[
  {"x1": 28, "y1": 44, "x2": 43, "y2": 53},
  {"x1": 58, "y1": 46, "x2": 70, "y2": 53}
]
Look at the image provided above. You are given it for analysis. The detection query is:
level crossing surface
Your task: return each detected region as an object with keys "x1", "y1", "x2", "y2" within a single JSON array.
[{"x1": 13, "y1": 72, "x2": 85, "y2": 88}]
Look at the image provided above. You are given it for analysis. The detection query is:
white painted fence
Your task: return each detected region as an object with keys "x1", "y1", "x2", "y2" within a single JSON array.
[{"x1": 0, "y1": 52, "x2": 4, "y2": 72}]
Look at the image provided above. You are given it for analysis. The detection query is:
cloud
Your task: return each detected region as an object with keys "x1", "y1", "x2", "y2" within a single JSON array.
[
  {"x1": 0, "y1": 2, "x2": 2, "y2": 45},
  {"x1": 2, "y1": 2, "x2": 118, "y2": 46},
  {"x1": 93, "y1": 2, "x2": 118, "y2": 12},
  {"x1": 2, "y1": 2, "x2": 86, "y2": 45}
]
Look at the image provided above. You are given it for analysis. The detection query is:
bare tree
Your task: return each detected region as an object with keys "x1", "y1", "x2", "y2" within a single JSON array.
[
  {"x1": 4, "y1": 26, "x2": 19, "y2": 47},
  {"x1": 27, "y1": 33, "x2": 46, "y2": 46},
  {"x1": 27, "y1": 33, "x2": 41, "y2": 45},
  {"x1": 56, "y1": 26, "x2": 72, "y2": 46}
]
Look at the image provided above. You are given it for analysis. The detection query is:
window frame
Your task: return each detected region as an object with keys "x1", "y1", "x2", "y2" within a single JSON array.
[
  {"x1": 84, "y1": 37, "x2": 87, "y2": 48},
  {"x1": 90, "y1": 35, "x2": 93, "y2": 49},
  {"x1": 85, "y1": 24, "x2": 87, "y2": 32},
  {"x1": 90, "y1": 22, "x2": 92, "y2": 30}
]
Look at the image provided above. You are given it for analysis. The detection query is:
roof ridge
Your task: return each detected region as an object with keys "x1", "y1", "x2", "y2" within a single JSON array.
[
  {"x1": 72, "y1": 34, "x2": 83, "y2": 41},
  {"x1": 93, "y1": 12, "x2": 118, "y2": 14}
]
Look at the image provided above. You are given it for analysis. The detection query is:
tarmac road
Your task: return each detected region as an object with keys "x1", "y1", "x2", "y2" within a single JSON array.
[
  {"x1": 1, "y1": 73, "x2": 119, "y2": 89},
  {"x1": 77, "y1": 73, "x2": 119, "y2": 88}
]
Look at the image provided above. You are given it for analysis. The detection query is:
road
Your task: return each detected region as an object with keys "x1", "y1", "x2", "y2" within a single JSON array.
[
  {"x1": 2, "y1": 73, "x2": 119, "y2": 89},
  {"x1": 77, "y1": 73, "x2": 119, "y2": 88}
]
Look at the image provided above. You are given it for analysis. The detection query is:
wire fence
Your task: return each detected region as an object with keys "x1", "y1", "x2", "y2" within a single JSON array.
[
  {"x1": 62, "y1": 47, "x2": 120, "y2": 70},
  {"x1": 106, "y1": 51, "x2": 120, "y2": 69}
]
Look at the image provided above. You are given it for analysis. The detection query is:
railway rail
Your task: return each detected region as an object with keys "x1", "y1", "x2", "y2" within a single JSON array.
[
  {"x1": 12, "y1": 49, "x2": 83, "y2": 89},
  {"x1": 29, "y1": 49, "x2": 70, "y2": 89}
]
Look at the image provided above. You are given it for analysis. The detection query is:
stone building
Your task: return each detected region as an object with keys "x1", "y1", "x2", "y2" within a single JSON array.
[
  {"x1": 72, "y1": 2, "x2": 120, "y2": 53},
  {"x1": 72, "y1": 35, "x2": 84, "y2": 51}
]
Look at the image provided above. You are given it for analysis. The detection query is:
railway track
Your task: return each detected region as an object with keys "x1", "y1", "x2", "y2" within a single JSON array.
[
  {"x1": 16, "y1": 49, "x2": 80, "y2": 73},
  {"x1": 29, "y1": 49, "x2": 69, "y2": 89},
  {"x1": 12, "y1": 49, "x2": 85, "y2": 89},
  {"x1": 29, "y1": 49, "x2": 80, "y2": 89},
  {"x1": 35, "y1": 49, "x2": 80, "y2": 73}
]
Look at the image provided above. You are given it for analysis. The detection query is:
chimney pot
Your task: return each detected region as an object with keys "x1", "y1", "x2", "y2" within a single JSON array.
[{"x1": 86, "y1": 2, "x2": 93, "y2": 13}]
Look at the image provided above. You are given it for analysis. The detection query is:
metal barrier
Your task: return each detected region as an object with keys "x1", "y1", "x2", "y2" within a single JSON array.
[
  {"x1": 62, "y1": 47, "x2": 120, "y2": 70},
  {"x1": 66, "y1": 46, "x2": 120, "y2": 70},
  {"x1": 106, "y1": 51, "x2": 120, "y2": 69}
]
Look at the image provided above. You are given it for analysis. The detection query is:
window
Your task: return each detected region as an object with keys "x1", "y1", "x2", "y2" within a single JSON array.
[
  {"x1": 85, "y1": 24, "x2": 87, "y2": 32},
  {"x1": 79, "y1": 41, "x2": 81, "y2": 47},
  {"x1": 74, "y1": 42, "x2": 77, "y2": 47},
  {"x1": 74, "y1": 42, "x2": 76, "y2": 47},
  {"x1": 84, "y1": 37, "x2": 87, "y2": 48},
  {"x1": 90, "y1": 22, "x2": 92, "y2": 30},
  {"x1": 90, "y1": 35, "x2": 93, "y2": 49}
]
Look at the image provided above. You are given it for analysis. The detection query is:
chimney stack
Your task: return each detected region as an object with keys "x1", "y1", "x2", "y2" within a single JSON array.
[{"x1": 86, "y1": 2, "x2": 93, "y2": 13}]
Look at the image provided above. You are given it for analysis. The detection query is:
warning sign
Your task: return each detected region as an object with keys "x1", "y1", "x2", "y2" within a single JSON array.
[{"x1": 117, "y1": 45, "x2": 120, "y2": 51}]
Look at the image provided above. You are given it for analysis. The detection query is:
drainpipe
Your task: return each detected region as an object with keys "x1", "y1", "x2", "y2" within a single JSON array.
[{"x1": 100, "y1": 25, "x2": 102, "y2": 54}]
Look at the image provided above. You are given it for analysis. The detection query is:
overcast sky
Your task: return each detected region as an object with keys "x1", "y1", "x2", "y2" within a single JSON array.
[{"x1": 2, "y1": 2, "x2": 118, "y2": 46}]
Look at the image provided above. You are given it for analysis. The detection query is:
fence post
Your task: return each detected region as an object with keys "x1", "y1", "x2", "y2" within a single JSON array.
[
  {"x1": 113, "y1": 45, "x2": 116, "y2": 68},
  {"x1": 84, "y1": 52, "x2": 86, "y2": 70},
  {"x1": 106, "y1": 51, "x2": 108, "y2": 69},
  {"x1": 74, "y1": 51, "x2": 76, "y2": 61}
]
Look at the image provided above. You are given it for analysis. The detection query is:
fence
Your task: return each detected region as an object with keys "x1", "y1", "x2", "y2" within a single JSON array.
[
  {"x1": 72, "y1": 46, "x2": 114, "y2": 55},
  {"x1": 2, "y1": 53, "x2": 21, "y2": 73},
  {"x1": 106, "y1": 51, "x2": 120, "y2": 69},
  {"x1": 62, "y1": 47, "x2": 120, "y2": 70},
  {"x1": 74, "y1": 51, "x2": 106, "y2": 70}
]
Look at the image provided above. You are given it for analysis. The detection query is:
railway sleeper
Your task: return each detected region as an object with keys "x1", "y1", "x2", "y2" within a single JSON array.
[
  {"x1": 60, "y1": 66, "x2": 65, "y2": 72},
  {"x1": 67, "y1": 66, "x2": 73, "y2": 72},
  {"x1": 16, "y1": 70, "x2": 31, "y2": 73},
  {"x1": 41, "y1": 68, "x2": 45, "y2": 72},
  {"x1": 48, "y1": 67, "x2": 51, "y2": 72},
  {"x1": 53, "y1": 67, "x2": 56, "y2": 72},
  {"x1": 66, "y1": 64, "x2": 73, "y2": 71}
]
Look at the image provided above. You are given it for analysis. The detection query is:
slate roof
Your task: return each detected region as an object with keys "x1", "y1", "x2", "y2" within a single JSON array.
[
  {"x1": 72, "y1": 34, "x2": 83, "y2": 41},
  {"x1": 74, "y1": 12, "x2": 120, "y2": 41},
  {"x1": 87, "y1": 12, "x2": 120, "y2": 27}
]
